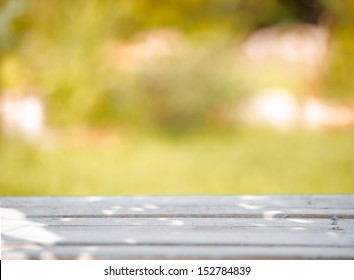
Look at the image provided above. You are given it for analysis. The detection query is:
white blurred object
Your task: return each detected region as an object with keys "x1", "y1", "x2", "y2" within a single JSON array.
[
  {"x1": 240, "y1": 89, "x2": 300, "y2": 131},
  {"x1": 242, "y1": 23, "x2": 329, "y2": 69},
  {"x1": 302, "y1": 97, "x2": 354, "y2": 130},
  {"x1": 240, "y1": 89, "x2": 354, "y2": 131},
  {"x1": 0, "y1": 95, "x2": 45, "y2": 140}
]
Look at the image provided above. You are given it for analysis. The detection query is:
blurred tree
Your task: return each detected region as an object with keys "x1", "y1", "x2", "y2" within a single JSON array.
[
  {"x1": 0, "y1": 0, "x2": 27, "y2": 55},
  {"x1": 1, "y1": 0, "x2": 354, "y2": 130},
  {"x1": 130, "y1": 0, "x2": 283, "y2": 36},
  {"x1": 279, "y1": 0, "x2": 325, "y2": 24}
]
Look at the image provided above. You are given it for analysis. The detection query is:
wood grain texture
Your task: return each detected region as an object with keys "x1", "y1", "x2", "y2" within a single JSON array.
[{"x1": 1, "y1": 195, "x2": 354, "y2": 259}]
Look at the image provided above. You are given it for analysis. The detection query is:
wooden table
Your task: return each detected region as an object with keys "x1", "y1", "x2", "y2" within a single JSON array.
[{"x1": 1, "y1": 195, "x2": 354, "y2": 259}]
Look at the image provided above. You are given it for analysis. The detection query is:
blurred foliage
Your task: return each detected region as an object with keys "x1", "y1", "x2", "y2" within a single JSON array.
[
  {"x1": 0, "y1": 0, "x2": 27, "y2": 54},
  {"x1": 119, "y1": 46, "x2": 247, "y2": 132},
  {"x1": 321, "y1": 0, "x2": 354, "y2": 101},
  {"x1": 0, "y1": 0, "x2": 354, "y2": 132}
]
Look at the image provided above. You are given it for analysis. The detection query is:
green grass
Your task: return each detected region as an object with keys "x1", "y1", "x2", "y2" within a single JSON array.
[{"x1": 1, "y1": 128, "x2": 354, "y2": 195}]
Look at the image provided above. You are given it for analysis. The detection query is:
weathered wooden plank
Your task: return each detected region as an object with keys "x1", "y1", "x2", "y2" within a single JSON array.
[
  {"x1": 2, "y1": 195, "x2": 353, "y2": 209},
  {"x1": 1, "y1": 195, "x2": 354, "y2": 218},
  {"x1": 3, "y1": 245, "x2": 354, "y2": 260},
  {"x1": 8, "y1": 217, "x2": 354, "y2": 228},
  {"x1": 1, "y1": 195, "x2": 353, "y2": 260},
  {"x1": 3, "y1": 225, "x2": 354, "y2": 246}
]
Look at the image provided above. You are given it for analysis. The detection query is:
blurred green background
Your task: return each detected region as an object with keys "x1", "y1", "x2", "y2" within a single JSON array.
[{"x1": 1, "y1": 0, "x2": 354, "y2": 195}]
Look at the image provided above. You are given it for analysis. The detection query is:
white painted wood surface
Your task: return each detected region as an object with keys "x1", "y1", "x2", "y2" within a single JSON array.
[{"x1": 1, "y1": 195, "x2": 354, "y2": 259}]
